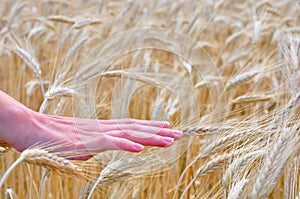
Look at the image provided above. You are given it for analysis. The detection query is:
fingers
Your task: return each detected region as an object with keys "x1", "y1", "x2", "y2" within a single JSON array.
[
  {"x1": 97, "y1": 118, "x2": 170, "y2": 128},
  {"x1": 85, "y1": 135, "x2": 144, "y2": 153},
  {"x1": 96, "y1": 118, "x2": 182, "y2": 140},
  {"x1": 45, "y1": 116, "x2": 182, "y2": 157},
  {"x1": 74, "y1": 120, "x2": 182, "y2": 139},
  {"x1": 105, "y1": 130, "x2": 175, "y2": 147},
  {"x1": 98, "y1": 123, "x2": 182, "y2": 139}
]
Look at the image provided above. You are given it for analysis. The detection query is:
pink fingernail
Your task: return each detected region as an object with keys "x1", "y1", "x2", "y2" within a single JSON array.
[
  {"x1": 133, "y1": 143, "x2": 144, "y2": 151},
  {"x1": 164, "y1": 121, "x2": 170, "y2": 127},
  {"x1": 174, "y1": 130, "x2": 183, "y2": 138},
  {"x1": 163, "y1": 137, "x2": 174, "y2": 145}
]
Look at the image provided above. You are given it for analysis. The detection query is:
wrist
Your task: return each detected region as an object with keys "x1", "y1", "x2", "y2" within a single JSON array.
[{"x1": 0, "y1": 105, "x2": 37, "y2": 151}]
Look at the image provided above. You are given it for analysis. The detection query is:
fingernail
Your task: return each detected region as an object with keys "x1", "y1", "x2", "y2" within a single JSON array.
[
  {"x1": 163, "y1": 121, "x2": 170, "y2": 127},
  {"x1": 163, "y1": 137, "x2": 174, "y2": 145},
  {"x1": 174, "y1": 130, "x2": 183, "y2": 138},
  {"x1": 133, "y1": 143, "x2": 144, "y2": 151}
]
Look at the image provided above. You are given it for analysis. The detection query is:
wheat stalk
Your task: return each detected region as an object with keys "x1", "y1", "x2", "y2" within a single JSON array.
[{"x1": 5, "y1": 188, "x2": 16, "y2": 199}]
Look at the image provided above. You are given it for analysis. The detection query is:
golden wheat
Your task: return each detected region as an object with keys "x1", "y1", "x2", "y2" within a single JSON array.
[{"x1": 0, "y1": 0, "x2": 299, "y2": 198}]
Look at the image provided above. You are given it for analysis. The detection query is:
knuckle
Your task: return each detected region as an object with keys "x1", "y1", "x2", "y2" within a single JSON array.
[
  {"x1": 127, "y1": 118, "x2": 134, "y2": 123},
  {"x1": 119, "y1": 130, "x2": 129, "y2": 137},
  {"x1": 131, "y1": 123, "x2": 141, "y2": 131}
]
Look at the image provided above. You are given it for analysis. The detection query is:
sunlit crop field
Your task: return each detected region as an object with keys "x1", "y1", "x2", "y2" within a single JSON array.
[{"x1": 0, "y1": 0, "x2": 299, "y2": 198}]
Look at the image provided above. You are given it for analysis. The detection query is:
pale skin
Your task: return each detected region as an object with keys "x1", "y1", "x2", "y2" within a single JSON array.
[{"x1": 0, "y1": 90, "x2": 182, "y2": 160}]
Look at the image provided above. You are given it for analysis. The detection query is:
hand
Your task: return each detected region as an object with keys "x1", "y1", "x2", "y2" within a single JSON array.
[
  {"x1": 0, "y1": 90, "x2": 182, "y2": 161},
  {"x1": 17, "y1": 111, "x2": 183, "y2": 160}
]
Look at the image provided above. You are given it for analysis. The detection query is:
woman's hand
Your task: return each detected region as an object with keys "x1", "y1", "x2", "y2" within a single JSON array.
[
  {"x1": 32, "y1": 114, "x2": 182, "y2": 160},
  {"x1": 0, "y1": 90, "x2": 182, "y2": 160}
]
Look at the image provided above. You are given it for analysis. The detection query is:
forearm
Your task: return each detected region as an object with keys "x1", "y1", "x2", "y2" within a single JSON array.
[
  {"x1": 0, "y1": 90, "x2": 27, "y2": 109},
  {"x1": 0, "y1": 90, "x2": 34, "y2": 148}
]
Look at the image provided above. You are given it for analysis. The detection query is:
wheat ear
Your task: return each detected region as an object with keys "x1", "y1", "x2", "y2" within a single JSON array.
[
  {"x1": 177, "y1": 146, "x2": 252, "y2": 199},
  {"x1": 12, "y1": 46, "x2": 45, "y2": 96},
  {"x1": 201, "y1": 130, "x2": 246, "y2": 158},
  {"x1": 250, "y1": 127, "x2": 298, "y2": 199},
  {"x1": 0, "y1": 148, "x2": 81, "y2": 187},
  {"x1": 231, "y1": 95, "x2": 275, "y2": 104},
  {"x1": 13, "y1": 46, "x2": 41, "y2": 78},
  {"x1": 47, "y1": 15, "x2": 75, "y2": 24},
  {"x1": 228, "y1": 179, "x2": 249, "y2": 199},
  {"x1": 39, "y1": 86, "x2": 77, "y2": 113},
  {"x1": 285, "y1": 154, "x2": 300, "y2": 199},
  {"x1": 225, "y1": 68, "x2": 260, "y2": 91},
  {"x1": 72, "y1": 18, "x2": 103, "y2": 29},
  {"x1": 222, "y1": 150, "x2": 265, "y2": 189},
  {"x1": 182, "y1": 125, "x2": 234, "y2": 135},
  {"x1": 101, "y1": 70, "x2": 161, "y2": 86},
  {"x1": 44, "y1": 87, "x2": 77, "y2": 100}
]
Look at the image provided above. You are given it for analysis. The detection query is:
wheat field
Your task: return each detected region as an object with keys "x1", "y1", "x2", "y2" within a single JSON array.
[{"x1": 0, "y1": 0, "x2": 299, "y2": 198}]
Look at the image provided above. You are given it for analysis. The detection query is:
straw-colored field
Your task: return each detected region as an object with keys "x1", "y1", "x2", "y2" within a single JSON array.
[{"x1": 0, "y1": 0, "x2": 299, "y2": 198}]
